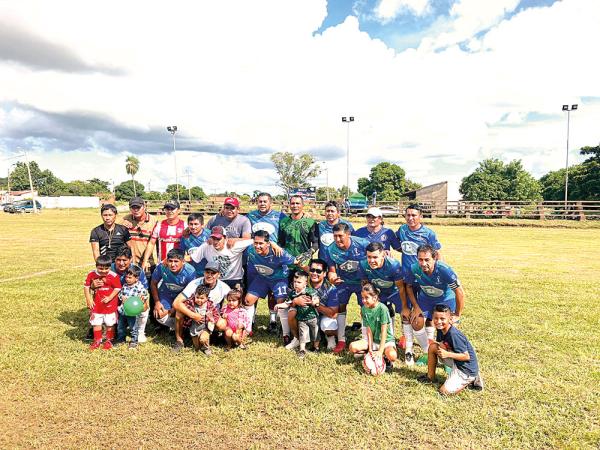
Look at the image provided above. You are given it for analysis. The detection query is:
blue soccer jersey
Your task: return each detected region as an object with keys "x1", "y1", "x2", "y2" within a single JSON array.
[
  {"x1": 396, "y1": 224, "x2": 442, "y2": 277},
  {"x1": 246, "y1": 246, "x2": 295, "y2": 281},
  {"x1": 318, "y1": 219, "x2": 354, "y2": 257},
  {"x1": 353, "y1": 226, "x2": 401, "y2": 251},
  {"x1": 323, "y1": 236, "x2": 370, "y2": 285},
  {"x1": 180, "y1": 229, "x2": 211, "y2": 276},
  {"x1": 312, "y1": 281, "x2": 339, "y2": 309},
  {"x1": 358, "y1": 257, "x2": 403, "y2": 297},
  {"x1": 151, "y1": 262, "x2": 197, "y2": 309},
  {"x1": 247, "y1": 209, "x2": 287, "y2": 243},
  {"x1": 405, "y1": 260, "x2": 459, "y2": 312}
]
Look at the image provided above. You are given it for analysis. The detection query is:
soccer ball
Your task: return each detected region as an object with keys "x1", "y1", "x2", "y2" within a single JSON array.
[{"x1": 362, "y1": 352, "x2": 386, "y2": 376}]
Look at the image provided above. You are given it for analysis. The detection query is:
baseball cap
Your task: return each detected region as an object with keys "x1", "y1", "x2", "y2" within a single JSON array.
[
  {"x1": 129, "y1": 197, "x2": 145, "y2": 207},
  {"x1": 164, "y1": 199, "x2": 180, "y2": 209},
  {"x1": 204, "y1": 261, "x2": 220, "y2": 272},
  {"x1": 223, "y1": 197, "x2": 240, "y2": 208},
  {"x1": 367, "y1": 207, "x2": 383, "y2": 217},
  {"x1": 210, "y1": 226, "x2": 226, "y2": 240}
]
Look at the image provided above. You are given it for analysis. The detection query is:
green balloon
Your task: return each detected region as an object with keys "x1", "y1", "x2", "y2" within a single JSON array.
[{"x1": 123, "y1": 296, "x2": 144, "y2": 316}]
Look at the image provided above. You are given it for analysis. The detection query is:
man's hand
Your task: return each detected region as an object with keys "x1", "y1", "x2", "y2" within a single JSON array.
[
  {"x1": 409, "y1": 306, "x2": 423, "y2": 325},
  {"x1": 153, "y1": 303, "x2": 164, "y2": 319},
  {"x1": 91, "y1": 278, "x2": 105, "y2": 289},
  {"x1": 401, "y1": 307, "x2": 411, "y2": 322},
  {"x1": 295, "y1": 295, "x2": 312, "y2": 307},
  {"x1": 436, "y1": 347, "x2": 450, "y2": 359},
  {"x1": 270, "y1": 241, "x2": 283, "y2": 257},
  {"x1": 331, "y1": 277, "x2": 344, "y2": 286}
]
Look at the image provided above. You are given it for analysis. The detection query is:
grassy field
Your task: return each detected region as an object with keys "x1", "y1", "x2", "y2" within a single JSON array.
[{"x1": 0, "y1": 209, "x2": 598, "y2": 449}]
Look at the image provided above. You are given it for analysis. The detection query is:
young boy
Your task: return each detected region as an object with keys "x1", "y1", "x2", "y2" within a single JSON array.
[
  {"x1": 183, "y1": 285, "x2": 221, "y2": 356},
  {"x1": 84, "y1": 255, "x2": 122, "y2": 350},
  {"x1": 417, "y1": 304, "x2": 483, "y2": 395},
  {"x1": 277, "y1": 271, "x2": 320, "y2": 358},
  {"x1": 116, "y1": 265, "x2": 149, "y2": 349},
  {"x1": 348, "y1": 283, "x2": 397, "y2": 371}
]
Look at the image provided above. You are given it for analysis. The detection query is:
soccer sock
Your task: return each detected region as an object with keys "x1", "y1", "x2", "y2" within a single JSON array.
[
  {"x1": 245, "y1": 305, "x2": 256, "y2": 331},
  {"x1": 327, "y1": 335, "x2": 336, "y2": 348},
  {"x1": 426, "y1": 326, "x2": 435, "y2": 342},
  {"x1": 403, "y1": 323, "x2": 414, "y2": 354},
  {"x1": 136, "y1": 313, "x2": 149, "y2": 337},
  {"x1": 336, "y1": 313, "x2": 347, "y2": 342},
  {"x1": 93, "y1": 328, "x2": 102, "y2": 342},
  {"x1": 269, "y1": 310, "x2": 276, "y2": 324},
  {"x1": 277, "y1": 309, "x2": 290, "y2": 337},
  {"x1": 414, "y1": 327, "x2": 429, "y2": 353},
  {"x1": 105, "y1": 327, "x2": 115, "y2": 342}
]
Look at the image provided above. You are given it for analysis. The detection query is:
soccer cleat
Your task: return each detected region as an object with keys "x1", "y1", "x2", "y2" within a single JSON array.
[
  {"x1": 298, "y1": 350, "x2": 306, "y2": 359},
  {"x1": 172, "y1": 341, "x2": 184, "y2": 353},
  {"x1": 332, "y1": 341, "x2": 346, "y2": 354},
  {"x1": 405, "y1": 352, "x2": 415, "y2": 367},
  {"x1": 285, "y1": 337, "x2": 300, "y2": 350},
  {"x1": 415, "y1": 355, "x2": 428, "y2": 366},
  {"x1": 397, "y1": 336, "x2": 406, "y2": 350},
  {"x1": 102, "y1": 340, "x2": 113, "y2": 350},
  {"x1": 267, "y1": 321, "x2": 278, "y2": 335},
  {"x1": 200, "y1": 346, "x2": 212, "y2": 357},
  {"x1": 89, "y1": 340, "x2": 102, "y2": 351},
  {"x1": 282, "y1": 335, "x2": 291, "y2": 347},
  {"x1": 128, "y1": 342, "x2": 138, "y2": 350}
]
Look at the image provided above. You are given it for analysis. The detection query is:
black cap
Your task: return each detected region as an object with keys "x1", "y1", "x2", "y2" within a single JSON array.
[
  {"x1": 129, "y1": 197, "x2": 145, "y2": 207},
  {"x1": 164, "y1": 199, "x2": 180, "y2": 209}
]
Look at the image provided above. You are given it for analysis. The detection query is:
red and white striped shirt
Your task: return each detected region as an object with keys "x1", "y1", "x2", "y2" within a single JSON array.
[{"x1": 151, "y1": 219, "x2": 185, "y2": 261}]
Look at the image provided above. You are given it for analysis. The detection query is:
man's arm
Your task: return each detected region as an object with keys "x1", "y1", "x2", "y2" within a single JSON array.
[
  {"x1": 453, "y1": 286, "x2": 465, "y2": 318},
  {"x1": 316, "y1": 304, "x2": 338, "y2": 318},
  {"x1": 328, "y1": 266, "x2": 343, "y2": 286},
  {"x1": 102, "y1": 288, "x2": 121, "y2": 303},
  {"x1": 150, "y1": 278, "x2": 163, "y2": 317},
  {"x1": 90, "y1": 242, "x2": 99, "y2": 261},
  {"x1": 141, "y1": 237, "x2": 157, "y2": 271},
  {"x1": 309, "y1": 222, "x2": 319, "y2": 252},
  {"x1": 173, "y1": 293, "x2": 201, "y2": 321}
]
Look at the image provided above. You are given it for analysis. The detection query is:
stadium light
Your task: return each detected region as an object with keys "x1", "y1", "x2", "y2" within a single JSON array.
[
  {"x1": 561, "y1": 104, "x2": 578, "y2": 207},
  {"x1": 342, "y1": 116, "x2": 355, "y2": 200},
  {"x1": 167, "y1": 126, "x2": 180, "y2": 202}
]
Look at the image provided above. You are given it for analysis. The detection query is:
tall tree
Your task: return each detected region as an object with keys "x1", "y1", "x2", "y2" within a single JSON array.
[
  {"x1": 460, "y1": 158, "x2": 542, "y2": 201},
  {"x1": 357, "y1": 162, "x2": 421, "y2": 201},
  {"x1": 8, "y1": 161, "x2": 65, "y2": 195},
  {"x1": 125, "y1": 155, "x2": 140, "y2": 197},
  {"x1": 115, "y1": 180, "x2": 145, "y2": 201},
  {"x1": 270, "y1": 152, "x2": 321, "y2": 198}
]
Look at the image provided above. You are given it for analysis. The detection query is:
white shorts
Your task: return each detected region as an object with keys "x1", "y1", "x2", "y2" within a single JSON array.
[
  {"x1": 320, "y1": 316, "x2": 338, "y2": 331},
  {"x1": 156, "y1": 314, "x2": 176, "y2": 330},
  {"x1": 441, "y1": 358, "x2": 478, "y2": 394},
  {"x1": 89, "y1": 312, "x2": 117, "y2": 327}
]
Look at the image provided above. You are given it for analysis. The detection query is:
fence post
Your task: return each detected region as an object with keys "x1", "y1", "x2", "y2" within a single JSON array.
[
  {"x1": 537, "y1": 202, "x2": 545, "y2": 220},
  {"x1": 576, "y1": 202, "x2": 585, "y2": 221}
]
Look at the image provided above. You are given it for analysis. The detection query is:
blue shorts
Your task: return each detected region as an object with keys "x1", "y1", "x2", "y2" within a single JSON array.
[
  {"x1": 247, "y1": 277, "x2": 288, "y2": 300},
  {"x1": 380, "y1": 291, "x2": 402, "y2": 311},
  {"x1": 417, "y1": 297, "x2": 456, "y2": 320},
  {"x1": 336, "y1": 284, "x2": 363, "y2": 306}
]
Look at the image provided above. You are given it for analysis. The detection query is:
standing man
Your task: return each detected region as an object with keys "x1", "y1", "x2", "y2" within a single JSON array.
[
  {"x1": 322, "y1": 223, "x2": 370, "y2": 354},
  {"x1": 353, "y1": 207, "x2": 401, "y2": 252},
  {"x1": 318, "y1": 201, "x2": 354, "y2": 258},
  {"x1": 206, "y1": 197, "x2": 252, "y2": 240},
  {"x1": 120, "y1": 197, "x2": 157, "y2": 269},
  {"x1": 180, "y1": 213, "x2": 211, "y2": 277},
  {"x1": 89, "y1": 203, "x2": 131, "y2": 262},
  {"x1": 142, "y1": 199, "x2": 185, "y2": 272}
]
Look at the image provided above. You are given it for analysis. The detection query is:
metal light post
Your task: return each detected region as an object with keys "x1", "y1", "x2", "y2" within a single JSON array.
[
  {"x1": 342, "y1": 116, "x2": 354, "y2": 200},
  {"x1": 167, "y1": 126, "x2": 180, "y2": 202},
  {"x1": 561, "y1": 104, "x2": 578, "y2": 207},
  {"x1": 184, "y1": 167, "x2": 192, "y2": 202}
]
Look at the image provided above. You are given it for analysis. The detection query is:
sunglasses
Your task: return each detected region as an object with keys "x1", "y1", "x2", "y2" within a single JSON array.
[{"x1": 309, "y1": 268, "x2": 324, "y2": 274}]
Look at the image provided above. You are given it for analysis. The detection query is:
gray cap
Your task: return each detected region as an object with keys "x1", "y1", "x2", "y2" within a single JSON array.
[
  {"x1": 129, "y1": 197, "x2": 145, "y2": 207},
  {"x1": 204, "y1": 261, "x2": 220, "y2": 272}
]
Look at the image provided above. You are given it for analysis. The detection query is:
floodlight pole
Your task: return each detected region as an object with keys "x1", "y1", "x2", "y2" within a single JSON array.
[
  {"x1": 167, "y1": 126, "x2": 180, "y2": 202},
  {"x1": 342, "y1": 116, "x2": 354, "y2": 200},
  {"x1": 562, "y1": 104, "x2": 578, "y2": 207}
]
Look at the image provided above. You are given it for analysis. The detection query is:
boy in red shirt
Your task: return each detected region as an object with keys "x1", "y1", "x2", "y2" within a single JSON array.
[{"x1": 84, "y1": 255, "x2": 122, "y2": 350}]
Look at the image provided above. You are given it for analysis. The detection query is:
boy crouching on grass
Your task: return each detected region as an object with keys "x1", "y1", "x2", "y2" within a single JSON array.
[
  {"x1": 417, "y1": 304, "x2": 483, "y2": 395},
  {"x1": 182, "y1": 285, "x2": 221, "y2": 356},
  {"x1": 84, "y1": 255, "x2": 122, "y2": 350},
  {"x1": 349, "y1": 283, "x2": 397, "y2": 371},
  {"x1": 116, "y1": 265, "x2": 149, "y2": 349}
]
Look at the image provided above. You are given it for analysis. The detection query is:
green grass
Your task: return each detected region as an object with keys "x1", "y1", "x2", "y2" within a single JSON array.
[{"x1": 0, "y1": 210, "x2": 599, "y2": 448}]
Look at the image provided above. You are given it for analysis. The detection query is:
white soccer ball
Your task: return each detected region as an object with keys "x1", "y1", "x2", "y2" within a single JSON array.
[{"x1": 362, "y1": 352, "x2": 386, "y2": 376}]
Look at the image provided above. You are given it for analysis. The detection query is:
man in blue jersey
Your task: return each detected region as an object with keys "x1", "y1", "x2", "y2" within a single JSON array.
[
  {"x1": 246, "y1": 192, "x2": 287, "y2": 332},
  {"x1": 403, "y1": 244, "x2": 465, "y2": 365},
  {"x1": 243, "y1": 230, "x2": 302, "y2": 344},
  {"x1": 180, "y1": 213, "x2": 211, "y2": 277},
  {"x1": 150, "y1": 248, "x2": 197, "y2": 350},
  {"x1": 318, "y1": 201, "x2": 354, "y2": 258},
  {"x1": 323, "y1": 222, "x2": 370, "y2": 354},
  {"x1": 353, "y1": 207, "x2": 401, "y2": 252}
]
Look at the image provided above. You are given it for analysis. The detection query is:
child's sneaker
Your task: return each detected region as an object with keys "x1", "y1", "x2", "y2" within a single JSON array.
[
  {"x1": 137, "y1": 333, "x2": 147, "y2": 343},
  {"x1": 405, "y1": 352, "x2": 415, "y2": 366},
  {"x1": 128, "y1": 342, "x2": 138, "y2": 350},
  {"x1": 285, "y1": 337, "x2": 300, "y2": 350},
  {"x1": 102, "y1": 340, "x2": 113, "y2": 350},
  {"x1": 89, "y1": 340, "x2": 102, "y2": 351},
  {"x1": 298, "y1": 350, "x2": 306, "y2": 359},
  {"x1": 199, "y1": 345, "x2": 212, "y2": 357},
  {"x1": 415, "y1": 355, "x2": 428, "y2": 366},
  {"x1": 172, "y1": 341, "x2": 184, "y2": 353}
]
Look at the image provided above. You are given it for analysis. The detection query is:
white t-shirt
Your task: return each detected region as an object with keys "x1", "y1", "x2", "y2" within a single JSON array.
[
  {"x1": 189, "y1": 240, "x2": 252, "y2": 280},
  {"x1": 181, "y1": 278, "x2": 231, "y2": 304}
]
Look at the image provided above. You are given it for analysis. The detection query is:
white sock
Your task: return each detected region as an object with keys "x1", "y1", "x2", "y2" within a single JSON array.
[
  {"x1": 426, "y1": 326, "x2": 435, "y2": 341},
  {"x1": 245, "y1": 305, "x2": 256, "y2": 332},
  {"x1": 278, "y1": 309, "x2": 290, "y2": 337},
  {"x1": 414, "y1": 327, "x2": 429, "y2": 353},
  {"x1": 269, "y1": 310, "x2": 276, "y2": 323},
  {"x1": 326, "y1": 335, "x2": 336, "y2": 349},
  {"x1": 336, "y1": 313, "x2": 347, "y2": 342},
  {"x1": 403, "y1": 323, "x2": 414, "y2": 353}
]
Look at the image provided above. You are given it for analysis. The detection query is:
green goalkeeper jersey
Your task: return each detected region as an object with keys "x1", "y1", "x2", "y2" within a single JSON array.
[{"x1": 278, "y1": 214, "x2": 319, "y2": 260}]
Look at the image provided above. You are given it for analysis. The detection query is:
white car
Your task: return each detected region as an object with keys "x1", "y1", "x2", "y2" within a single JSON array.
[{"x1": 378, "y1": 206, "x2": 400, "y2": 217}]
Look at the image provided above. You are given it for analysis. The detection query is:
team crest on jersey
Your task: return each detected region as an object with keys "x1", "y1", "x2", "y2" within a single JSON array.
[
  {"x1": 320, "y1": 233, "x2": 334, "y2": 246},
  {"x1": 381, "y1": 234, "x2": 387, "y2": 241},
  {"x1": 254, "y1": 264, "x2": 274, "y2": 276},
  {"x1": 401, "y1": 241, "x2": 419, "y2": 255},
  {"x1": 340, "y1": 260, "x2": 358, "y2": 272},
  {"x1": 421, "y1": 285, "x2": 444, "y2": 297},
  {"x1": 165, "y1": 282, "x2": 184, "y2": 292},
  {"x1": 372, "y1": 278, "x2": 393, "y2": 288}
]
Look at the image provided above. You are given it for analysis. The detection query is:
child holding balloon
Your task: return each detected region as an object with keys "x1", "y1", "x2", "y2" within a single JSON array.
[{"x1": 116, "y1": 265, "x2": 149, "y2": 349}]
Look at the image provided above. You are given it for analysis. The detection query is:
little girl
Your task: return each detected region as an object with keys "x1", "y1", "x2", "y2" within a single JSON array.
[{"x1": 217, "y1": 290, "x2": 250, "y2": 350}]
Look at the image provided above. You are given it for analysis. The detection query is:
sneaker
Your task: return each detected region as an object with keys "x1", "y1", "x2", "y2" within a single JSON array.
[
  {"x1": 415, "y1": 355, "x2": 428, "y2": 367},
  {"x1": 384, "y1": 358, "x2": 393, "y2": 372},
  {"x1": 137, "y1": 333, "x2": 147, "y2": 343},
  {"x1": 172, "y1": 341, "x2": 184, "y2": 353},
  {"x1": 332, "y1": 341, "x2": 346, "y2": 354},
  {"x1": 469, "y1": 374, "x2": 484, "y2": 391},
  {"x1": 397, "y1": 336, "x2": 406, "y2": 350},
  {"x1": 89, "y1": 340, "x2": 102, "y2": 351},
  {"x1": 282, "y1": 335, "x2": 291, "y2": 347},
  {"x1": 298, "y1": 350, "x2": 306, "y2": 359},
  {"x1": 102, "y1": 340, "x2": 113, "y2": 350},
  {"x1": 128, "y1": 342, "x2": 138, "y2": 350},
  {"x1": 416, "y1": 374, "x2": 435, "y2": 384},
  {"x1": 267, "y1": 321, "x2": 278, "y2": 335},
  {"x1": 285, "y1": 337, "x2": 300, "y2": 350},
  {"x1": 405, "y1": 352, "x2": 415, "y2": 367},
  {"x1": 200, "y1": 346, "x2": 212, "y2": 357}
]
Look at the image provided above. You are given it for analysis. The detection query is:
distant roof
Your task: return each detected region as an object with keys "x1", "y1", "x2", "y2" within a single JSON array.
[{"x1": 401, "y1": 181, "x2": 447, "y2": 196}]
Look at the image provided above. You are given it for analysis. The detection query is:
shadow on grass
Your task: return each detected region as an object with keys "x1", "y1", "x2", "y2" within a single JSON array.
[{"x1": 57, "y1": 307, "x2": 91, "y2": 341}]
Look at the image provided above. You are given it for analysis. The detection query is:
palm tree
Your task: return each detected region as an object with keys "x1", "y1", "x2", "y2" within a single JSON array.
[{"x1": 125, "y1": 155, "x2": 140, "y2": 196}]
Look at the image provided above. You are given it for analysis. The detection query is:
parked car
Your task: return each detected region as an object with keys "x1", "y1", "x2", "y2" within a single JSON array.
[
  {"x1": 378, "y1": 205, "x2": 400, "y2": 217},
  {"x1": 1, "y1": 202, "x2": 13, "y2": 212},
  {"x1": 6, "y1": 200, "x2": 42, "y2": 213}
]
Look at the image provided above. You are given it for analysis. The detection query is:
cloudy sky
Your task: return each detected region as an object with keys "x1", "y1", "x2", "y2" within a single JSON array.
[{"x1": 1, "y1": 0, "x2": 599, "y2": 199}]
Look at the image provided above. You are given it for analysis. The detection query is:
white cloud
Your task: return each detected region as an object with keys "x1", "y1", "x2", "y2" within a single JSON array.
[{"x1": 374, "y1": 0, "x2": 431, "y2": 22}]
